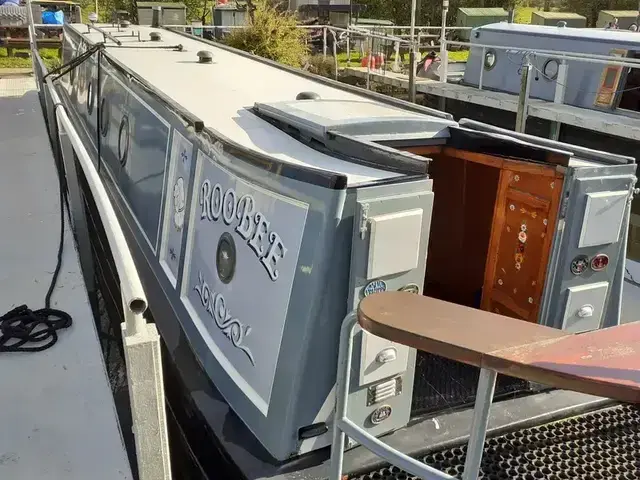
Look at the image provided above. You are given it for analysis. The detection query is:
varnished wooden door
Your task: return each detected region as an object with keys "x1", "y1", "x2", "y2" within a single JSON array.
[{"x1": 481, "y1": 161, "x2": 563, "y2": 323}]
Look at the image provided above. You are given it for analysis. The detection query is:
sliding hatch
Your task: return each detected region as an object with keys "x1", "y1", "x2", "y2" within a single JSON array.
[{"x1": 252, "y1": 99, "x2": 456, "y2": 179}]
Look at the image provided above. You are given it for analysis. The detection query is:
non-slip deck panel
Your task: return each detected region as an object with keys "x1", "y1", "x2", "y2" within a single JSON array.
[{"x1": 353, "y1": 403, "x2": 640, "y2": 480}]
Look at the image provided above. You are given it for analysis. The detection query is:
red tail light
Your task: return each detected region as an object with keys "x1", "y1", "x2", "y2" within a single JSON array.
[{"x1": 590, "y1": 254, "x2": 609, "y2": 272}]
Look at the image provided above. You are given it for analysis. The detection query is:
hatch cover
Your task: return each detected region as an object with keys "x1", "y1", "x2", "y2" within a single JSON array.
[{"x1": 253, "y1": 99, "x2": 455, "y2": 143}]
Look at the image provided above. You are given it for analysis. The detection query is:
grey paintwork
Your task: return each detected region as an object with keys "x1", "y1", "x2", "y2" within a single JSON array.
[
  {"x1": 540, "y1": 163, "x2": 636, "y2": 330},
  {"x1": 0, "y1": 77, "x2": 132, "y2": 480},
  {"x1": 56, "y1": 22, "x2": 637, "y2": 477},
  {"x1": 463, "y1": 23, "x2": 640, "y2": 111},
  {"x1": 61, "y1": 25, "x2": 435, "y2": 462}
]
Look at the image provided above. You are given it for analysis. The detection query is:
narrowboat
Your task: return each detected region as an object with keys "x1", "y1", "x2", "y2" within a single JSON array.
[{"x1": 52, "y1": 20, "x2": 638, "y2": 480}]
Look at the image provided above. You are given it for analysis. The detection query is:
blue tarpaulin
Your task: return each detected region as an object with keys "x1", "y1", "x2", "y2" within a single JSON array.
[{"x1": 42, "y1": 10, "x2": 64, "y2": 24}]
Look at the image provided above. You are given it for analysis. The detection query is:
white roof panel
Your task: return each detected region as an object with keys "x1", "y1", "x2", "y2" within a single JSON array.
[{"x1": 69, "y1": 24, "x2": 447, "y2": 186}]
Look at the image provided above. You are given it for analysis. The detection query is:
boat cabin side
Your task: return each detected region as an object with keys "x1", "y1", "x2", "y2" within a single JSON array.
[{"x1": 463, "y1": 23, "x2": 640, "y2": 115}]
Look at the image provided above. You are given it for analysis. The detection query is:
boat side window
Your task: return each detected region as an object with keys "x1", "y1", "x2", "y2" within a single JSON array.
[
  {"x1": 118, "y1": 115, "x2": 130, "y2": 167},
  {"x1": 87, "y1": 78, "x2": 94, "y2": 115},
  {"x1": 618, "y1": 51, "x2": 640, "y2": 113},
  {"x1": 595, "y1": 49, "x2": 627, "y2": 109},
  {"x1": 484, "y1": 49, "x2": 497, "y2": 71},
  {"x1": 100, "y1": 97, "x2": 110, "y2": 137}
]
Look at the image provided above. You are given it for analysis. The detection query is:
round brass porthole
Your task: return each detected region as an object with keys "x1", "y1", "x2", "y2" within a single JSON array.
[
  {"x1": 484, "y1": 49, "x2": 497, "y2": 70},
  {"x1": 216, "y1": 232, "x2": 236, "y2": 284},
  {"x1": 118, "y1": 115, "x2": 130, "y2": 167}
]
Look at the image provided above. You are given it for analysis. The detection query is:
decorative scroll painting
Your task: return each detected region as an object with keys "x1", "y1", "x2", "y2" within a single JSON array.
[
  {"x1": 181, "y1": 150, "x2": 309, "y2": 415},
  {"x1": 160, "y1": 129, "x2": 194, "y2": 286}
]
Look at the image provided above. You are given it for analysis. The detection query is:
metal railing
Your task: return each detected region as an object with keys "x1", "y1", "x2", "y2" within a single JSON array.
[
  {"x1": 25, "y1": 4, "x2": 172, "y2": 479},
  {"x1": 330, "y1": 312, "x2": 495, "y2": 480}
]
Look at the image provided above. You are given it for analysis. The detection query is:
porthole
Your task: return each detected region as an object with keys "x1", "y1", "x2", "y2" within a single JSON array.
[
  {"x1": 87, "y1": 79, "x2": 94, "y2": 115},
  {"x1": 99, "y1": 97, "x2": 109, "y2": 137},
  {"x1": 542, "y1": 59, "x2": 559, "y2": 81},
  {"x1": 118, "y1": 115, "x2": 130, "y2": 167},
  {"x1": 484, "y1": 49, "x2": 497, "y2": 70},
  {"x1": 216, "y1": 232, "x2": 236, "y2": 284}
]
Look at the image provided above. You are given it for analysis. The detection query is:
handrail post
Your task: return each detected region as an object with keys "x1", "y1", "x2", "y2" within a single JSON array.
[
  {"x1": 515, "y1": 58, "x2": 533, "y2": 133},
  {"x1": 478, "y1": 46, "x2": 486, "y2": 90},
  {"x1": 366, "y1": 36, "x2": 372, "y2": 90},
  {"x1": 440, "y1": 0, "x2": 449, "y2": 84},
  {"x1": 323, "y1": 27, "x2": 327, "y2": 58},
  {"x1": 549, "y1": 59, "x2": 568, "y2": 140},
  {"x1": 346, "y1": 32, "x2": 351, "y2": 67}
]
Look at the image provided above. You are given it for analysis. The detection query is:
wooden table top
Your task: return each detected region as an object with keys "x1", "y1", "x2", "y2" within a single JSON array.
[{"x1": 358, "y1": 292, "x2": 640, "y2": 404}]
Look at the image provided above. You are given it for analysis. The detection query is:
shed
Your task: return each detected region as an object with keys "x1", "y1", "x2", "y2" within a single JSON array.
[
  {"x1": 597, "y1": 10, "x2": 638, "y2": 30},
  {"x1": 531, "y1": 11, "x2": 586, "y2": 28},
  {"x1": 456, "y1": 7, "x2": 508, "y2": 41},
  {"x1": 137, "y1": 2, "x2": 186, "y2": 26},
  {"x1": 212, "y1": 3, "x2": 247, "y2": 28}
]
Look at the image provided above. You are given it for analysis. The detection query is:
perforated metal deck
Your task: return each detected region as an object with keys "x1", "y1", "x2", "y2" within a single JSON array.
[{"x1": 353, "y1": 404, "x2": 640, "y2": 480}]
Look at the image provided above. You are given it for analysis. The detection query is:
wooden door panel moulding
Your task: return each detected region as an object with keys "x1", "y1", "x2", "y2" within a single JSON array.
[{"x1": 481, "y1": 168, "x2": 511, "y2": 312}]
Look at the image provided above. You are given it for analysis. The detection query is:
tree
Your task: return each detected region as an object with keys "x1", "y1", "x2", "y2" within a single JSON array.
[
  {"x1": 182, "y1": 0, "x2": 212, "y2": 23},
  {"x1": 224, "y1": 0, "x2": 308, "y2": 67}
]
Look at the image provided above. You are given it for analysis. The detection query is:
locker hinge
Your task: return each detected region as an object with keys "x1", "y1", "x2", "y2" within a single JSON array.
[{"x1": 359, "y1": 203, "x2": 370, "y2": 239}]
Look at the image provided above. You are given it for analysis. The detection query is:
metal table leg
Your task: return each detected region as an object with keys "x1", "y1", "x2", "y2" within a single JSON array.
[{"x1": 462, "y1": 368, "x2": 497, "y2": 480}]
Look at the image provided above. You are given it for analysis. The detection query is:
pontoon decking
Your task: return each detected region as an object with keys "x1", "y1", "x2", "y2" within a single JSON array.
[{"x1": 0, "y1": 75, "x2": 132, "y2": 479}]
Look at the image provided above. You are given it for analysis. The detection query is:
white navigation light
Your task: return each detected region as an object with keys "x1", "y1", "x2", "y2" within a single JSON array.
[{"x1": 376, "y1": 347, "x2": 397, "y2": 364}]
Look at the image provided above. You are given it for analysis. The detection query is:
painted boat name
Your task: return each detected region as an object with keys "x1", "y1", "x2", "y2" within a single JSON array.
[{"x1": 199, "y1": 179, "x2": 287, "y2": 282}]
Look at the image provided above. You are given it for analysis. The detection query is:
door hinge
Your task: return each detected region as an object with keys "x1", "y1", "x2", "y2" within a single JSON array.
[{"x1": 359, "y1": 203, "x2": 370, "y2": 239}]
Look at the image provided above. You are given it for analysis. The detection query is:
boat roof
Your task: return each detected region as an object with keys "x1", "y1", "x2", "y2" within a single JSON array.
[
  {"x1": 68, "y1": 23, "x2": 456, "y2": 186},
  {"x1": 478, "y1": 22, "x2": 640, "y2": 43}
]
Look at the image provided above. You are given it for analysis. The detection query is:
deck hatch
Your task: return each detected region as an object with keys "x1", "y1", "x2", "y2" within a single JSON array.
[{"x1": 253, "y1": 99, "x2": 456, "y2": 175}]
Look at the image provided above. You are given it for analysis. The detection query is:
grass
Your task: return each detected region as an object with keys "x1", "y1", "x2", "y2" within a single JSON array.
[{"x1": 0, "y1": 47, "x2": 60, "y2": 70}]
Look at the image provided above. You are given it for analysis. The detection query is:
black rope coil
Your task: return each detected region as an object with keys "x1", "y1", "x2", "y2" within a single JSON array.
[{"x1": 0, "y1": 306, "x2": 72, "y2": 353}]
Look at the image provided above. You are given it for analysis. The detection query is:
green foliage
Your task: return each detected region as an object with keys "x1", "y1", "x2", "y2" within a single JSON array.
[
  {"x1": 305, "y1": 54, "x2": 336, "y2": 77},
  {"x1": 223, "y1": 0, "x2": 308, "y2": 68},
  {"x1": 559, "y1": 0, "x2": 637, "y2": 26},
  {"x1": 0, "y1": 48, "x2": 60, "y2": 69},
  {"x1": 182, "y1": 0, "x2": 211, "y2": 22},
  {"x1": 357, "y1": 0, "x2": 528, "y2": 27}
]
